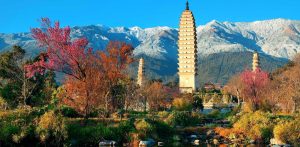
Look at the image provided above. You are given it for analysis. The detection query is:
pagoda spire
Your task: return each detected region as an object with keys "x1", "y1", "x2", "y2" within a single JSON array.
[
  {"x1": 252, "y1": 51, "x2": 260, "y2": 71},
  {"x1": 137, "y1": 58, "x2": 145, "y2": 87},
  {"x1": 178, "y1": 0, "x2": 197, "y2": 93},
  {"x1": 186, "y1": 0, "x2": 189, "y2": 10}
]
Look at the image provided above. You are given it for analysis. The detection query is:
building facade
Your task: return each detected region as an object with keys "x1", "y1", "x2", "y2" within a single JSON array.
[{"x1": 178, "y1": 1, "x2": 198, "y2": 93}]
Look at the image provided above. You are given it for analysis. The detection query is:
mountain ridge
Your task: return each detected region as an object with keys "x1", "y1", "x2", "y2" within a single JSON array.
[
  {"x1": 0, "y1": 18, "x2": 298, "y2": 84},
  {"x1": 1, "y1": 18, "x2": 299, "y2": 59}
]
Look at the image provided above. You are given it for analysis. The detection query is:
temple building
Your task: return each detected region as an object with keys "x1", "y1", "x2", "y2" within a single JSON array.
[
  {"x1": 252, "y1": 51, "x2": 260, "y2": 71},
  {"x1": 137, "y1": 58, "x2": 145, "y2": 87},
  {"x1": 178, "y1": 0, "x2": 198, "y2": 93}
]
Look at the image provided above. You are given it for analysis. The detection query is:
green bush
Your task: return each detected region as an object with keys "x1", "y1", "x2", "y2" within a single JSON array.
[
  {"x1": 0, "y1": 108, "x2": 39, "y2": 145},
  {"x1": 154, "y1": 120, "x2": 173, "y2": 140},
  {"x1": 12, "y1": 125, "x2": 36, "y2": 144},
  {"x1": 134, "y1": 118, "x2": 173, "y2": 141},
  {"x1": 67, "y1": 123, "x2": 108, "y2": 145},
  {"x1": 67, "y1": 119, "x2": 134, "y2": 146},
  {"x1": 134, "y1": 119, "x2": 155, "y2": 139},
  {"x1": 0, "y1": 122, "x2": 20, "y2": 143},
  {"x1": 0, "y1": 118, "x2": 35, "y2": 145},
  {"x1": 111, "y1": 119, "x2": 135, "y2": 142},
  {"x1": 60, "y1": 106, "x2": 81, "y2": 118},
  {"x1": 166, "y1": 111, "x2": 203, "y2": 126},
  {"x1": 192, "y1": 95, "x2": 203, "y2": 111}
]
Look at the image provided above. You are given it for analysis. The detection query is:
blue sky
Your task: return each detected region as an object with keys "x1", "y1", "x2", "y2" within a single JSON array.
[{"x1": 0, "y1": 0, "x2": 299, "y2": 33}]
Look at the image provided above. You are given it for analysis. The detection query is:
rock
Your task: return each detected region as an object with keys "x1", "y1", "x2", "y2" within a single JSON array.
[
  {"x1": 249, "y1": 140, "x2": 255, "y2": 144},
  {"x1": 193, "y1": 139, "x2": 200, "y2": 145},
  {"x1": 270, "y1": 138, "x2": 283, "y2": 145},
  {"x1": 206, "y1": 130, "x2": 215, "y2": 137},
  {"x1": 157, "y1": 142, "x2": 164, "y2": 146},
  {"x1": 223, "y1": 139, "x2": 230, "y2": 144},
  {"x1": 270, "y1": 138, "x2": 291, "y2": 147},
  {"x1": 213, "y1": 135, "x2": 221, "y2": 139},
  {"x1": 213, "y1": 139, "x2": 219, "y2": 145},
  {"x1": 99, "y1": 140, "x2": 117, "y2": 146},
  {"x1": 139, "y1": 139, "x2": 155, "y2": 146}
]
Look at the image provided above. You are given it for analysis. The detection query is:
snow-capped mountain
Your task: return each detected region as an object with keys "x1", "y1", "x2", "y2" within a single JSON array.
[
  {"x1": 0, "y1": 19, "x2": 298, "y2": 84},
  {"x1": 197, "y1": 19, "x2": 300, "y2": 59},
  {"x1": 1, "y1": 18, "x2": 299, "y2": 60}
]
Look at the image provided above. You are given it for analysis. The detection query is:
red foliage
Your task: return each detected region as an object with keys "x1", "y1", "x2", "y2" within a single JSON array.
[
  {"x1": 215, "y1": 127, "x2": 234, "y2": 138},
  {"x1": 26, "y1": 18, "x2": 134, "y2": 118},
  {"x1": 25, "y1": 18, "x2": 92, "y2": 79},
  {"x1": 240, "y1": 68, "x2": 269, "y2": 109},
  {"x1": 98, "y1": 42, "x2": 134, "y2": 83},
  {"x1": 143, "y1": 82, "x2": 170, "y2": 111}
]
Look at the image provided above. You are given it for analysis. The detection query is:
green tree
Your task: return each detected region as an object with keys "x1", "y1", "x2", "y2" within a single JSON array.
[
  {"x1": 192, "y1": 95, "x2": 203, "y2": 111},
  {"x1": 0, "y1": 45, "x2": 56, "y2": 107}
]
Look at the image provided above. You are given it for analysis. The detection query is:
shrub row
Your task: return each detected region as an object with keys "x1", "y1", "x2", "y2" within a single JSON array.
[{"x1": 215, "y1": 111, "x2": 300, "y2": 145}]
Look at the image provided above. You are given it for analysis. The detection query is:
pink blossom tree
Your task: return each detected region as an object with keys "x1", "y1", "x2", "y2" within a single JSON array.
[
  {"x1": 240, "y1": 68, "x2": 269, "y2": 110},
  {"x1": 25, "y1": 18, "x2": 96, "y2": 120},
  {"x1": 26, "y1": 18, "x2": 134, "y2": 120},
  {"x1": 25, "y1": 18, "x2": 92, "y2": 79}
]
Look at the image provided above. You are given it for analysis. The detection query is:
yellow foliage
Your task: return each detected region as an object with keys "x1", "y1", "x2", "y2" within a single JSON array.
[
  {"x1": 232, "y1": 111, "x2": 272, "y2": 140},
  {"x1": 273, "y1": 117, "x2": 300, "y2": 145},
  {"x1": 134, "y1": 119, "x2": 155, "y2": 139},
  {"x1": 0, "y1": 97, "x2": 8, "y2": 110},
  {"x1": 36, "y1": 111, "x2": 67, "y2": 142},
  {"x1": 157, "y1": 111, "x2": 169, "y2": 118},
  {"x1": 273, "y1": 123, "x2": 288, "y2": 143},
  {"x1": 172, "y1": 98, "x2": 192, "y2": 111},
  {"x1": 242, "y1": 102, "x2": 255, "y2": 112},
  {"x1": 12, "y1": 130, "x2": 26, "y2": 143},
  {"x1": 134, "y1": 119, "x2": 154, "y2": 134}
]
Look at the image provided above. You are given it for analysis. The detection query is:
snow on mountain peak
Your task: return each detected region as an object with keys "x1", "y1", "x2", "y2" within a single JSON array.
[{"x1": 0, "y1": 19, "x2": 299, "y2": 60}]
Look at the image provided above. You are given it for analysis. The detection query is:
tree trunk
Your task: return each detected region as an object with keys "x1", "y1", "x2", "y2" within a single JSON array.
[
  {"x1": 236, "y1": 88, "x2": 240, "y2": 105},
  {"x1": 292, "y1": 97, "x2": 296, "y2": 113},
  {"x1": 104, "y1": 91, "x2": 110, "y2": 118},
  {"x1": 84, "y1": 82, "x2": 90, "y2": 124},
  {"x1": 22, "y1": 68, "x2": 27, "y2": 106},
  {"x1": 144, "y1": 96, "x2": 147, "y2": 112}
]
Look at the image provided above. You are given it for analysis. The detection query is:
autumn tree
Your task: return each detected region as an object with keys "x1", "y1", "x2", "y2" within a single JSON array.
[
  {"x1": 123, "y1": 79, "x2": 139, "y2": 112},
  {"x1": 240, "y1": 68, "x2": 269, "y2": 110},
  {"x1": 96, "y1": 41, "x2": 134, "y2": 114},
  {"x1": 26, "y1": 18, "x2": 134, "y2": 119},
  {"x1": 26, "y1": 18, "x2": 98, "y2": 119},
  {"x1": 224, "y1": 74, "x2": 244, "y2": 105},
  {"x1": 143, "y1": 81, "x2": 169, "y2": 111},
  {"x1": 58, "y1": 65, "x2": 104, "y2": 117},
  {"x1": 264, "y1": 54, "x2": 300, "y2": 113}
]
